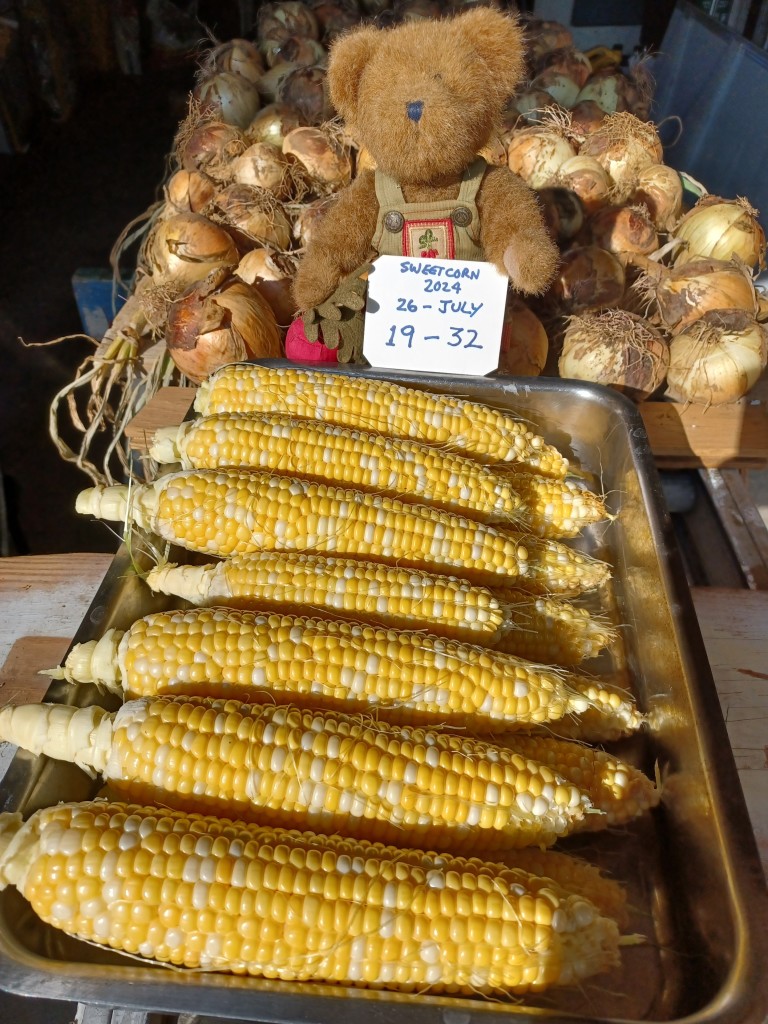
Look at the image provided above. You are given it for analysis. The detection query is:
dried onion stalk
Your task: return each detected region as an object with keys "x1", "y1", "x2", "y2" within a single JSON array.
[
  {"x1": 666, "y1": 310, "x2": 767, "y2": 405},
  {"x1": 673, "y1": 196, "x2": 766, "y2": 270},
  {"x1": 166, "y1": 268, "x2": 283, "y2": 383},
  {"x1": 559, "y1": 309, "x2": 669, "y2": 400}
]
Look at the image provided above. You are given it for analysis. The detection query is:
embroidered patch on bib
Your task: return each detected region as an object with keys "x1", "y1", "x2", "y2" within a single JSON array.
[{"x1": 403, "y1": 219, "x2": 455, "y2": 259}]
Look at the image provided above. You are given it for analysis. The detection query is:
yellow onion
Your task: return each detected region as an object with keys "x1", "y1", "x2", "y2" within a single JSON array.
[
  {"x1": 532, "y1": 47, "x2": 592, "y2": 89},
  {"x1": 649, "y1": 258, "x2": 758, "y2": 331},
  {"x1": 257, "y1": 2, "x2": 320, "y2": 67},
  {"x1": 666, "y1": 310, "x2": 767, "y2": 405},
  {"x1": 574, "y1": 69, "x2": 637, "y2": 115},
  {"x1": 507, "y1": 126, "x2": 577, "y2": 188},
  {"x1": 588, "y1": 204, "x2": 659, "y2": 257},
  {"x1": 292, "y1": 194, "x2": 336, "y2": 248},
  {"x1": 580, "y1": 112, "x2": 663, "y2": 199},
  {"x1": 525, "y1": 19, "x2": 573, "y2": 60},
  {"x1": 546, "y1": 245, "x2": 625, "y2": 314},
  {"x1": 230, "y1": 142, "x2": 295, "y2": 198},
  {"x1": 512, "y1": 91, "x2": 563, "y2": 126},
  {"x1": 283, "y1": 126, "x2": 351, "y2": 189},
  {"x1": 166, "y1": 268, "x2": 283, "y2": 383},
  {"x1": 537, "y1": 187, "x2": 585, "y2": 243},
  {"x1": 631, "y1": 164, "x2": 682, "y2": 232},
  {"x1": 275, "y1": 36, "x2": 327, "y2": 67},
  {"x1": 528, "y1": 69, "x2": 581, "y2": 109},
  {"x1": 146, "y1": 214, "x2": 239, "y2": 289},
  {"x1": 236, "y1": 247, "x2": 298, "y2": 327},
  {"x1": 258, "y1": 62, "x2": 301, "y2": 101},
  {"x1": 559, "y1": 309, "x2": 669, "y2": 400},
  {"x1": 497, "y1": 298, "x2": 548, "y2": 376},
  {"x1": 210, "y1": 184, "x2": 293, "y2": 250},
  {"x1": 555, "y1": 154, "x2": 611, "y2": 213},
  {"x1": 175, "y1": 118, "x2": 244, "y2": 182},
  {"x1": 311, "y1": 0, "x2": 361, "y2": 40},
  {"x1": 569, "y1": 100, "x2": 607, "y2": 137},
  {"x1": 673, "y1": 196, "x2": 766, "y2": 270},
  {"x1": 245, "y1": 103, "x2": 305, "y2": 148},
  {"x1": 202, "y1": 39, "x2": 264, "y2": 84},
  {"x1": 193, "y1": 72, "x2": 262, "y2": 129},
  {"x1": 278, "y1": 65, "x2": 333, "y2": 125},
  {"x1": 165, "y1": 170, "x2": 217, "y2": 214}
]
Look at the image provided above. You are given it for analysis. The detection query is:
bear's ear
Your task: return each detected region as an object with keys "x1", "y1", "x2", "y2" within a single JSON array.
[
  {"x1": 328, "y1": 26, "x2": 382, "y2": 123},
  {"x1": 452, "y1": 8, "x2": 527, "y2": 97}
]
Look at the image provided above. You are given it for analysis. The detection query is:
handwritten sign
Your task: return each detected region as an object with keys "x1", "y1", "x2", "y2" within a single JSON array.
[{"x1": 363, "y1": 255, "x2": 508, "y2": 375}]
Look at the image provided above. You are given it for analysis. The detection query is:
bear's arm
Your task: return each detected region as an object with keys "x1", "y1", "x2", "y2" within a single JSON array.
[
  {"x1": 477, "y1": 166, "x2": 559, "y2": 295},
  {"x1": 292, "y1": 171, "x2": 380, "y2": 312}
]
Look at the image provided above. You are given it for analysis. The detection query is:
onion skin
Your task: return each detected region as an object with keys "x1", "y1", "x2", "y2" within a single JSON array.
[
  {"x1": 666, "y1": 309, "x2": 768, "y2": 405},
  {"x1": 283, "y1": 127, "x2": 351, "y2": 189},
  {"x1": 555, "y1": 155, "x2": 611, "y2": 214},
  {"x1": 176, "y1": 120, "x2": 244, "y2": 181},
  {"x1": 507, "y1": 128, "x2": 577, "y2": 188},
  {"x1": 166, "y1": 269, "x2": 283, "y2": 383},
  {"x1": 166, "y1": 170, "x2": 217, "y2": 214},
  {"x1": 497, "y1": 298, "x2": 548, "y2": 376},
  {"x1": 245, "y1": 103, "x2": 306, "y2": 147},
  {"x1": 588, "y1": 204, "x2": 659, "y2": 257},
  {"x1": 559, "y1": 310, "x2": 669, "y2": 401},
  {"x1": 580, "y1": 112, "x2": 663, "y2": 200},
  {"x1": 205, "y1": 39, "x2": 265, "y2": 84},
  {"x1": 631, "y1": 164, "x2": 682, "y2": 232},
  {"x1": 653, "y1": 258, "x2": 758, "y2": 331},
  {"x1": 278, "y1": 64, "x2": 333, "y2": 125},
  {"x1": 673, "y1": 196, "x2": 767, "y2": 270},
  {"x1": 569, "y1": 100, "x2": 606, "y2": 137},
  {"x1": 193, "y1": 72, "x2": 262, "y2": 130},
  {"x1": 546, "y1": 246, "x2": 625, "y2": 314},
  {"x1": 147, "y1": 214, "x2": 240, "y2": 289}
]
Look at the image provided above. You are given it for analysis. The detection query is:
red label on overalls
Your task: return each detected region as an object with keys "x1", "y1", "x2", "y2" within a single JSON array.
[{"x1": 402, "y1": 219, "x2": 455, "y2": 259}]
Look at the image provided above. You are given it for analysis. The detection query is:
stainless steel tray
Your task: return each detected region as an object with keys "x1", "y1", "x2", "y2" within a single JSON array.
[{"x1": 1, "y1": 366, "x2": 767, "y2": 1024}]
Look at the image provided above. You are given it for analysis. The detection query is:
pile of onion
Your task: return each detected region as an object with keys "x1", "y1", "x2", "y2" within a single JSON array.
[
  {"x1": 166, "y1": 268, "x2": 283, "y2": 382},
  {"x1": 559, "y1": 309, "x2": 669, "y2": 400},
  {"x1": 672, "y1": 196, "x2": 766, "y2": 270},
  {"x1": 665, "y1": 310, "x2": 767, "y2": 405}
]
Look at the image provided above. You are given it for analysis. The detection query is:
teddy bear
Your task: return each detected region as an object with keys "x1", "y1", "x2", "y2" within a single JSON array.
[{"x1": 287, "y1": 6, "x2": 560, "y2": 363}]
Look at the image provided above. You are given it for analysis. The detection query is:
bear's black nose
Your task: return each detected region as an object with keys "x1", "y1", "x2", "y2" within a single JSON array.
[{"x1": 406, "y1": 100, "x2": 423, "y2": 122}]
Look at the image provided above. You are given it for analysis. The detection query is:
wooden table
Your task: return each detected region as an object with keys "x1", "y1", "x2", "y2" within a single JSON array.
[{"x1": 1, "y1": 554, "x2": 767, "y2": 877}]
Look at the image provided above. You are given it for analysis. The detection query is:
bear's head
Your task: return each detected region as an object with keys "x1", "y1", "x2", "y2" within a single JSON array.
[{"x1": 328, "y1": 8, "x2": 526, "y2": 187}]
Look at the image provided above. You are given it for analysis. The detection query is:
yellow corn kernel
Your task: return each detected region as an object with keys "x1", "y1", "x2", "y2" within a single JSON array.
[
  {"x1": 75, "y1": 470, "x2": 610, "y2": 591},
  {"x1": 150, "y1": 413, "x2": 526, "y2": 525},
  {"x1": 0, "y1": 697, "x2": 591, "y2": 852},
  {"x1": 0, "y1": 801, "x2": 622, "y2": 993},
  {"x1": 194, "y1": 364, "x2": 569, "y2": 478},
  {"x1": 46, "y1": 607, "x2": 641, "y2": 741}
]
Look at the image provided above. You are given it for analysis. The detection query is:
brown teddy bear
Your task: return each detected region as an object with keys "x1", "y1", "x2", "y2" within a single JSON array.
[{"x1": 288, "y1": 6, "x2": 560, "y2": 363}]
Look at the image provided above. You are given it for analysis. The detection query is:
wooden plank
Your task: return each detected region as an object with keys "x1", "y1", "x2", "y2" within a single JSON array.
[
  {"x1": 0, "y1": 636, "x2": 71, "y2": 705},
  {"x1": 699, "y1": 469, "x2": 768, "y2": 590},
  {"x1": 124, "y1": 384, "x2": 768, "y2": 470}
]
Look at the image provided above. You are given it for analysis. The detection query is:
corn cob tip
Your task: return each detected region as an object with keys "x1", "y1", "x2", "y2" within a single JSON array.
[
  {"x1": 0, "y1": 703, "x2": 113, "y2": 776},
  {"x1": 75, "y1": 482, "x2": 157, "y2": 530},
  {"x1": 193, "y1": 376, "x2": 211, "y2": 413},
  {"x1": 145, "y1": 562, "x2": 217, "y2": 604},
  {"x1": 0, "y1": 811, "x2": 28, "y2": 889},
  {"x1": 41, "y1": 630, "x2": 124, "y2": 693},
  {"x1": 149, "y1": 425, "x2": 184, "y2": 464}
]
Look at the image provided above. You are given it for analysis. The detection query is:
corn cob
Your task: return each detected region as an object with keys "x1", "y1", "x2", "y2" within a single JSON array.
[
  {"x1": 0, "y1": 698, "x2": 592, "y2": 851},
  {"x1": 501, "y1": 471, "x2": 608, "y2": 539},
  {"x1": 194, "y1": 364, "x2": 569, "y2": 478},
  {"x1": 44, "y1": 607, "x2": 641, "y2": 741},
  {"x1": 508, "y1": 735, "x2": 660, "y2": 830},
  {"x1": 145, "y1": 554, "x2": 617, "y2": 665},
  {"x1": 75, "y1": 470, "x2": 610, "y2": 593},
  {"x1": 150, "y1": 413, "x2": 527, "y2": 525},
  {"x1": 0, "y1": 801, "x2": 623, "y2": 992}
]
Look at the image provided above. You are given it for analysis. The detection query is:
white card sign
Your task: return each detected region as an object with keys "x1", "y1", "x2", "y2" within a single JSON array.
[{"x1": 363, "y1": 255, "x2": 508, "y2": 376}]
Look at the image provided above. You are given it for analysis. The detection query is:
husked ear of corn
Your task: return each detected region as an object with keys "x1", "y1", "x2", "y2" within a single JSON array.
[
  {"x1": 150, "y1": 413, "x2": 526, "y2": 525},
  {"x1": 0, "y1": 801, "x2": 624, "y2": 993},
  {"x1": 194, "y1": 364, "x2": 570, "y2": 478},
  {"x1": 75, "y1": 470, "x2": 611, "y2": 592},
  {"x1": 0, "y1": 697, "x2": 591, "y2": 852},
  {"x1": 45, "y1": 607, "x2": 641, "y2": 741},
  {"x1": 501, "y1": 471, "x2": 609, "y2": 539}
]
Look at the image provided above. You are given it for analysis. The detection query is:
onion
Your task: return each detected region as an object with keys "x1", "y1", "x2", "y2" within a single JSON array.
[
  {"x1": 230, "y1": 142, "x2": 295, "y2": 198},
  {"x1": 631, "y1": 164, "x2": 682, "y2": 232},
  {"x1": 513, "y1": 90, "x2": 563, "y2": 126},
  {"x1": 546, "y1": 245, "x2": 625, "y2": 314},
  {"x1": 193, "y1": 72, "x2": 262, "y2": 130},
  {"x1": 507, "y1": 126, "x2": 577, "y2": 188},
  {"x1": 537, "y1": 187, "x2": 585, "y2": 243},
  {"x1": 210, "y1": 184, "x2": 293, "y2": 250},
  {"x1": 276, "y1": 36, "x2": 327, "y2": 67},
  {"x1": 649, "y1": 258, "x2": 758, "y2": 331},
  {"x1": 673, "y1": 196, "x2": 767, "y2": 270},
  {"x1": 559, "y1": 309, "x2": 669, "y2": 400},
  {"x1": 258, "y1": 62, "x2": 301, "y2": 101},
  {"x1": 283, "y1": 126, "x2": 351, "y2": 190},
  {"x1": 236, "y1": 247, "x2": 298, "y2": 327},
  {"x1": 569, "y1": 100, "x2": 606, "y2": 138},
  {"x1": 175, "y1": 118, "x2": 245, "y2": 182},
  {"x1": 146, "y1": 214, "x2": 239, "y2": 289},
  {"x1": 165, "y1": 170, "x2": 217, "y2": 214},
  {"x1": 533, "y1": 47, "x2": 592, "y2": 89},
  {"x1": 292, "y1": 195, "x2": 337, "y2": 248},
  {"x1": 555, "y1": 155, "x2": 611, "y2": 213},
  {"x1": 166, "y1": 268, "x2": 283, "y2": 383},
  {"x1": 666, "y1": 310, "x2": 768, "y2": 405},
  {"x1": 575, "y1": 70, "x2": 634, "y2": 115},
  {"x1": 202, "y1": 39, "x2": 264, "y2": 84},
  {"x1": 278, "y1": 65, "x2": 333, "y2": 125},
  {"x1": 529, "y1": 70, "x2": 581, "y2": 109},
  {"x1": 245, "y1": 102, "x2": 305, "y2": 148},
  {"x1": 589, "y1": 204, "x2": 659, "y2": 257},
  {"x1": 580, "y1": 112, "x2": 663, "y2": 200},
  {"x1": 257, "y1": 2, "x2": 320, "y2": 67},
  {"x1": 498, "y1": 298, "x2": 548, "y2": 376},
  {"x1": 524, "y1": 19, "x2": 573, "y2": 61},
  {"x1": 309, "y1": 0, "x2": 361, "y2": 40}
]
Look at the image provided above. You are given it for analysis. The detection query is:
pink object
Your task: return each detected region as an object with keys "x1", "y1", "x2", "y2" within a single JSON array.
[{"x1": 285, "y1": 318, "x2": 338, "y2": 363}]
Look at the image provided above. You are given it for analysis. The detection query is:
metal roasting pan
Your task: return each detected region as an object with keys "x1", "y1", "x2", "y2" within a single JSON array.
[{"x1": 1, "y1": 364, "x2": 767, "y2": 1024}]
